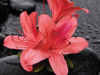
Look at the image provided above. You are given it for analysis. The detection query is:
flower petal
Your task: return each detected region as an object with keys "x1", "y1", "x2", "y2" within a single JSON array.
[
  {"x1": 20, "y1": 11, "x2": 36, "y2": 41},
  {"x1": 3, "y1": 35, "x2": 33, "y2": 50},
  {"x1": 29, "y1": 12, "x2": 37, "y2": 35},
  {"x1": 67, "y1": 17, "x2": 78, "y2": 38},
  {"x1": 38, "y1": 14, "x2": 55, "y2": 38},
  {"x1": 24, "y1": 43, "x2": 51, "y2": 65},
  {"x1": 55, "y1": 17, "x2": 77, "y2": 40},
  {"x1": 57, "y1": 7, "x2": 89, "y2": 21},
  {"x1": 56, "y1": 14, "x2": 72, "y2": 27},
  {"x1": 49, "y1": 53, "x2": 68, "y2": 75},
  {"x1": 38, "y1": 14, "x2": 55, "y2": 45},
  {"x1": 53, "y1": 37, "x2": 88, "y2": 54},
  {"x1": 47, "y1": 0, "x2": 74, "y2": 22},
  {"x1": 20, "y1": 50, "x2": 33, "y2": 72}
]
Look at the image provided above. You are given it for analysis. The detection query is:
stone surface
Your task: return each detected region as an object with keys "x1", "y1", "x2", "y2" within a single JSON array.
[
  {"x1": 68, "y1": 47, "x2": 100, "y2": 75},
  {"x1": 9, "y1": 0, "x2": 36, "y2": 15},
  {"x1": 0, "y1": 33, "x2": 5, "y2": 47},
  {"x1": 72, "y1": 0, "x2": 100, "y2": 54},
  {"x1": 0, "y1": 0, "x2": 9, "y2": 24}
]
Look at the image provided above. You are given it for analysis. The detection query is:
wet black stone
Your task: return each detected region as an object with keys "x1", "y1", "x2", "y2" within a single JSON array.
[
  {"x1": 92, "y1": 40, "x2": 100, "y2": 44},
  {"x1": 85, "y1": 35, "x2": 90, "y2": 40},
  {"x1": 0, "y1": 33, "x2": 5, "y2": 47},
  {"x1": 0, "y1": 55, "x2": 55, "y2": 75},
  {"x1": 34, "y1": 0, "x2": 47, "y2": 2},
  {"x1": 0, "y1": 0, "x2": 9, "y2": 24},
  {"x1": 68, "y1": 47, "x2": 100, "y2": 75},
  {"x1": 0, "y1": 0, "x2": 9, "y2": 3},
  {"x1": 91, "y1": 34, "x2": 97, "y2": 38},
  {"x1": 9, "y1": 0, "x2": 36, "y2": 16}
]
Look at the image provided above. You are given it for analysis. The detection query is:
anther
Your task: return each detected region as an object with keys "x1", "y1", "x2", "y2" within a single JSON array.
[
  {"x1": 69, "y1": 41, "x2": 71, "y2": 45},
  {"x1": 12, "y1": 39, "x2": 13, "y2": 41},
  {"x1": 52, "y1": 43, "x2": 54, "y2": 45},
  {"x1": 64, "y1": 39, "x2": 66, "y2": 40},
  {"x1": 55, "y1": 32, "x2": 59, "y2": 35},
  {"x1": 52, "y1": 34, "x2": 54, "y2": 35}
]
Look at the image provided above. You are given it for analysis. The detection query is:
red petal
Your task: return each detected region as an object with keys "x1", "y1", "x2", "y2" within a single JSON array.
[
  {"x1": 29, "y1": 12, "x2": 37, "y2": 35},
  {"x1": 49, "y1": 53, "x2": 68, "y2": 75},
  {"x1": 32, "y1": 32, "x2": 43, "y2": 46},
  {"x1": 20, "y1": 50, "x2": 33, "y2": 72},
  {"x1": 72, "y1": 12, "x2": 79, "y2": 18},
  {"x1": 38, "y1": 14, "x2": 55, "y2": 45},
  {"x1": 56, "y1": 14, "x2": 72, "y2": 28},
  {"x1": 3, "y1": 35, "x2": 33, "y2": 50},
  {"x1": 20, "y1": 11, "x2": 36, "y2": 41},
  {"x1": 57, "y1": 7, "x2": 89, "y2": 21},
  {"x1": 24, "y1": 43, "x2": 51, "y2": 65},
  {"x1": 47, "y1": 0, "x2": 74, "y2": 22},
  {"x1": 55, "y1": 17, "x2": 77, "y2": 41},
  {"x1": 67, "y1": 17, "x2": 78, "y2": 38},
  {"x1": 53, "y1": 37, "x2": 88, "y2": 54}
]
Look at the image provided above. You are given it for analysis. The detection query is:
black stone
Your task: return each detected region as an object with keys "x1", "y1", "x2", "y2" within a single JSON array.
[
  {"x1": 68, "y1": 47, "x2": 100, "y2": 75},
  {"x1": 85, "y1": 35, "x2": 90, "y2": 40},
  {"x1": 0, "y1": 33, "x2": 5, "y2": 48},
  {"x1": 0, "y1": 0, "x2": 9, "y2": 3},
  {"x1": 92, "y1": 40, "x2": 100, "y2": 44},
  {"x1": 9, "y1": 0, "x2": 36, "y2": 16},
  {"x1": 34, "y1": 0, "x2": 47, "y2": 2},
  {"x1": 0, "y1": 0, "x2": 9, "y2": 24}
]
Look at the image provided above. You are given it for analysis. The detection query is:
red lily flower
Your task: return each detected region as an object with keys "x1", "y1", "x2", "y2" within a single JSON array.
[
  {"x1": 3, "y1": 11, "x2": 43, "y2": 72},
  {"x1": 24, "y1": 14, "x2": 88, "y2": 75},
  {"x1": 47, "y1": 0, "x2": 89, "y2": 22}
]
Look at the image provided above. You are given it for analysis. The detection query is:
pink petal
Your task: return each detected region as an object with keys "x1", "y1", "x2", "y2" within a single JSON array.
[
  {"x1": 57, "y1": 7, "x2": 89, "y2": 20},
  {"x1": 56, "y1": 14, "x2": 72, "y2": 27},
  {"x1": 3, "y1": 35, "x2": 33, "y2": 50},
  {"x1": 53, "y1": 37, "x2": 88, "y2": 55},
  {"x1": 67, "y1": 17, "x2": 78, "y2": 38},
  {"x1": 38, "y1": 14, "x2": 55, "y2": 45},
  {"x1": 30, "y1": 32, "x2": 43, "y2": 49},
  {"x1": 49, "y1": 53, "x2": 68, "y2": 75},
  {"x1": 20, "y1": 50, "x2": 33, "y2": 72},
  {"x1": 47, "y1": 0, "x2": 74, "y2": 22},
  {"x1": 50, "y1": 17, "x2": 77, "y2": 48},
  {"x1": 29, "y1": 12, "x2": 37, "y2": 35},
  {"x1": 55, "y1": 17, "x2": 78, "y2": 40},
  {"x1": 72, "y1": 13, "x2": 79, "y2": 18},
  {"x1": 20, "y1": 11, "x2": 36, "y2": 41},
  {"x1": 24, "y1": 43, "x2": 51, "y2": 65}
]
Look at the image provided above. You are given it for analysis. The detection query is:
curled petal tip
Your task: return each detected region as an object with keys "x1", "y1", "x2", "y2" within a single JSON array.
[{"x1": 82, "y1": 8, "x2": 89, "y2": 14}]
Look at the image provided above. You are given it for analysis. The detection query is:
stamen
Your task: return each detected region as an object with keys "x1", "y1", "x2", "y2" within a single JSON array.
[
  {"x1": 60, "y1": 35, "x2": 61, "y2": 37},
  {"x1": 16, "y1": 28, "x2": 25, "y2": 36},
  {"x1": 60, "y1": 44, "x2": 62, "y2": 46},
  {"x1": 15, "y1": 45, "x2": 17, "y2": 47},
  {"x1": 68, "y1": 41, "x2": 71, "y2": 45},
  {"x1": 55, "y1": 32, "x2": 59, "y2": 35}
]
